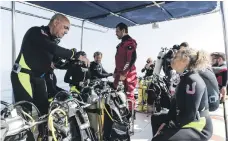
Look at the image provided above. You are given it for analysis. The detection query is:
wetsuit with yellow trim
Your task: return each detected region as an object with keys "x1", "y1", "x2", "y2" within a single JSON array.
[
  {"x1": 152, "y1": 71, "x2": 213, "y2": 141},
  {"x1": 11, "y1": 25, "x2": 80, "y2": 116}
]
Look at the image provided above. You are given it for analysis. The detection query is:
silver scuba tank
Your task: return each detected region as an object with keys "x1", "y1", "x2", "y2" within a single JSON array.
[
  {"x1": 153, "y1": 48, "x2": 167, "y2": 75},
  {"x1": 86, "y1": 89, "x2": 103, "y2": 136}
]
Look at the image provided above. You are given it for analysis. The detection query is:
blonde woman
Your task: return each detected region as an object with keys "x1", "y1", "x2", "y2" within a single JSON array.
[{"x1": 152, "y1": 48, "x2": 213, "y2": 141}]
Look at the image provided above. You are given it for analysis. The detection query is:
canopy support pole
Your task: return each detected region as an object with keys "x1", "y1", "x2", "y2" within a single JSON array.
[
  {"x1": 220, "y1": 1, "x2": 228, "y2": 140},
  {"x1": 11, "y1": 1, "x2": 16, "y2": 103},
  {"x1": 80, "y1": 20, "x2": 85, "y2": 51}
]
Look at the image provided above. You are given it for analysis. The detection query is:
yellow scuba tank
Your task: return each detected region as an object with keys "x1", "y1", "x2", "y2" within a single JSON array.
[{"x1": 137, "y1": 79, "x2": 148, "y2": 111}]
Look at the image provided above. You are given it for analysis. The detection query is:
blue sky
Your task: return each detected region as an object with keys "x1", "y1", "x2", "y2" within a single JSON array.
[{"x1": 1, "y1": 1, "x2": 228, "y2": 102}]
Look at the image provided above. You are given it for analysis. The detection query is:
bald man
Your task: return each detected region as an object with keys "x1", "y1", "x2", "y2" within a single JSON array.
[
  {"x1": 10, "y1": 13, "x2": 89, "y2": 140},
  {"x1": 141, "y1": 58, "x2": 155, "y2": 77}
]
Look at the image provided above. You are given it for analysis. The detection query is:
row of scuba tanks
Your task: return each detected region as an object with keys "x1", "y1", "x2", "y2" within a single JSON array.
[
  {"x1": 1, "y1": 79, "x2": 134, "y2": 141},
  {"x1": 136, "y1": 47, "x2": 179, "y2": 115}
]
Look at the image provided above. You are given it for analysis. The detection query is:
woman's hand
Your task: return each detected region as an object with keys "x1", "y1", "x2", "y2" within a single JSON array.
[{"x1": 154, "y1": 123, "x2": 166, "y2": 137}]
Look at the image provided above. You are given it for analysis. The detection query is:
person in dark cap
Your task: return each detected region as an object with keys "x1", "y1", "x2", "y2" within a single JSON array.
[
  {"x1": 211, "y1": 52, "x2": 227, "y2": 102},
  {"x1": 211, "y1": 52, "x2": 226, "y2": 67},
  {"x1": 180, "y1": 42, "x2": 189, "y2": 48},
  {"x1": 162, "y1": 42, "x2": 188, "y2": 80}
]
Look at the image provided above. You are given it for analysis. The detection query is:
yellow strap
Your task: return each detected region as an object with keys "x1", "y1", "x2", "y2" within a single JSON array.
[
  {"x1": 103, "y1": 104, "x2": 114, "y2": 122},
  {"x1": 48, "y1": 97, "x2": 54, "y2": 102},
  {"x1": 70, "y1": 86, "x2": 80, "y2": 93},
  {"x1": 182, "y1": 117, "x2": 206, "y2": 132},
  {"x1": 48, "y1": 108, "x2": 68, "y2": 141}
]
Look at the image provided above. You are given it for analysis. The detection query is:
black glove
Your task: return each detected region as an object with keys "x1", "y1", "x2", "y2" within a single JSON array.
[{"x1": 108, "y1": 73, "x2": 113, "y2": 77}]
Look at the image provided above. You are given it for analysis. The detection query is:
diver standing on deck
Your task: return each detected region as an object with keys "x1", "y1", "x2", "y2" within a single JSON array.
[
  {"x1": 11, "y1": 13, "x2": 89, "y2": 141},
  {"x1": 103, "y1": 22, "x2": 137, "y2": 140}
]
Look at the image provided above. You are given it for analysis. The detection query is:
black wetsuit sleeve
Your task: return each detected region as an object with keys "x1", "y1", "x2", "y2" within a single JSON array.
[
  {"x1": 45, "y1": 73, "x2": 57, "y2": 97},
  {"x1": 222, "y1": 70, "x2": 228, "y2": 87},
  {"x1": 53, "y1": 57, "x2": 70, "y2": 70},
  {"x1": 64, "y1": 67, "x2": 73, "y2": 85},
  {"x1": 179, "y1": 76, "x2": 205, "y2": 126},
  {"x1": 86, "y1": 69, "x2": 91, "y2": 80},
  {"x1": 56, "y1": 60, "x2": 71, "y2": 70},
  {"x1": 31, "y1": 27, "x2": 75, "y2": 60},
  {"x1": 164, "y1": 98, "x2": 177, "y2": 124},
  {"x1": 90, "y1": 63, "x2": 110, "y2": 79},
  {"x1": 102, "y1": 67, "x2": 109, "y2": 75},
  {"x1": 99, "y1": 68, "x2": 111, "y2": 78},
  {"x1": 141, "y1": 67, "x2": 146, "y2": 73}
]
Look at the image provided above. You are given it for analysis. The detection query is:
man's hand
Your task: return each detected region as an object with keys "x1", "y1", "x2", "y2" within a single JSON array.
[
  {"x1": 120, "y1": 75, "x2": 126, "y2": 81},
  {"x1": 78, "y1": 55, "x2": 90, "y2": 67},
  {"x1": 154, "y1": 123, "x2": 166, "y2": 137},
  {"x1": 145, "y1": 64, "x2": 150, "y2": 69},
  {"x1": 220, "y1": 86, "x2": 227, "y2": 102}
]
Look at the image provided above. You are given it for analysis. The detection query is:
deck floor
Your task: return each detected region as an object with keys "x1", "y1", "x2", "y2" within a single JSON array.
[{"x1": 131, "y1": 103, "x2": 227, "y2": 141}]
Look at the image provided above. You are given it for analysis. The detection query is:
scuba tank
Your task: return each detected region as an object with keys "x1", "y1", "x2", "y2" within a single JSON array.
[
  {"x1": 105, "y1": 82, "x2": 131, "y2": 141},
  {"x1": 153, "y1": 48, "x2": 167, "y2": 75},
  {"x1": 1, "y1": 114, "x2": 28, "y2": 141},
  {"x1": 85, "y1": 87, "x2": 103, "y2": 140},
  {"x1": 169, "y1": 70, "x2": 180, "y2": 95},
  {"x1": 1, "y1": 101, "x2": 45, "y2": 141},
  {"x1": 48, "y1": 91, "x2": 94, "y2": 141}
]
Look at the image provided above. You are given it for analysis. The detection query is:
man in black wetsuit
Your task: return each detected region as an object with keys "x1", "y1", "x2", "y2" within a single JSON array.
[
  {"x1": 42, "y1": 39, "x2": 69, "y2": 101},
  {"x1": 141, "y1": 57, "x2": 154, "y2": 78},
  {"x1": 11, "y1": 13, "x2": 89, "y2": 140},
  {"x1": 90, "y1": 51, "x2": 112, "y2": 80},
  {"x1": 211, "y1": 52, "x2": 227, "y2": 102},
  {"x1": 64, "y1": 51, "x2": 90, "y2": 92}
]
